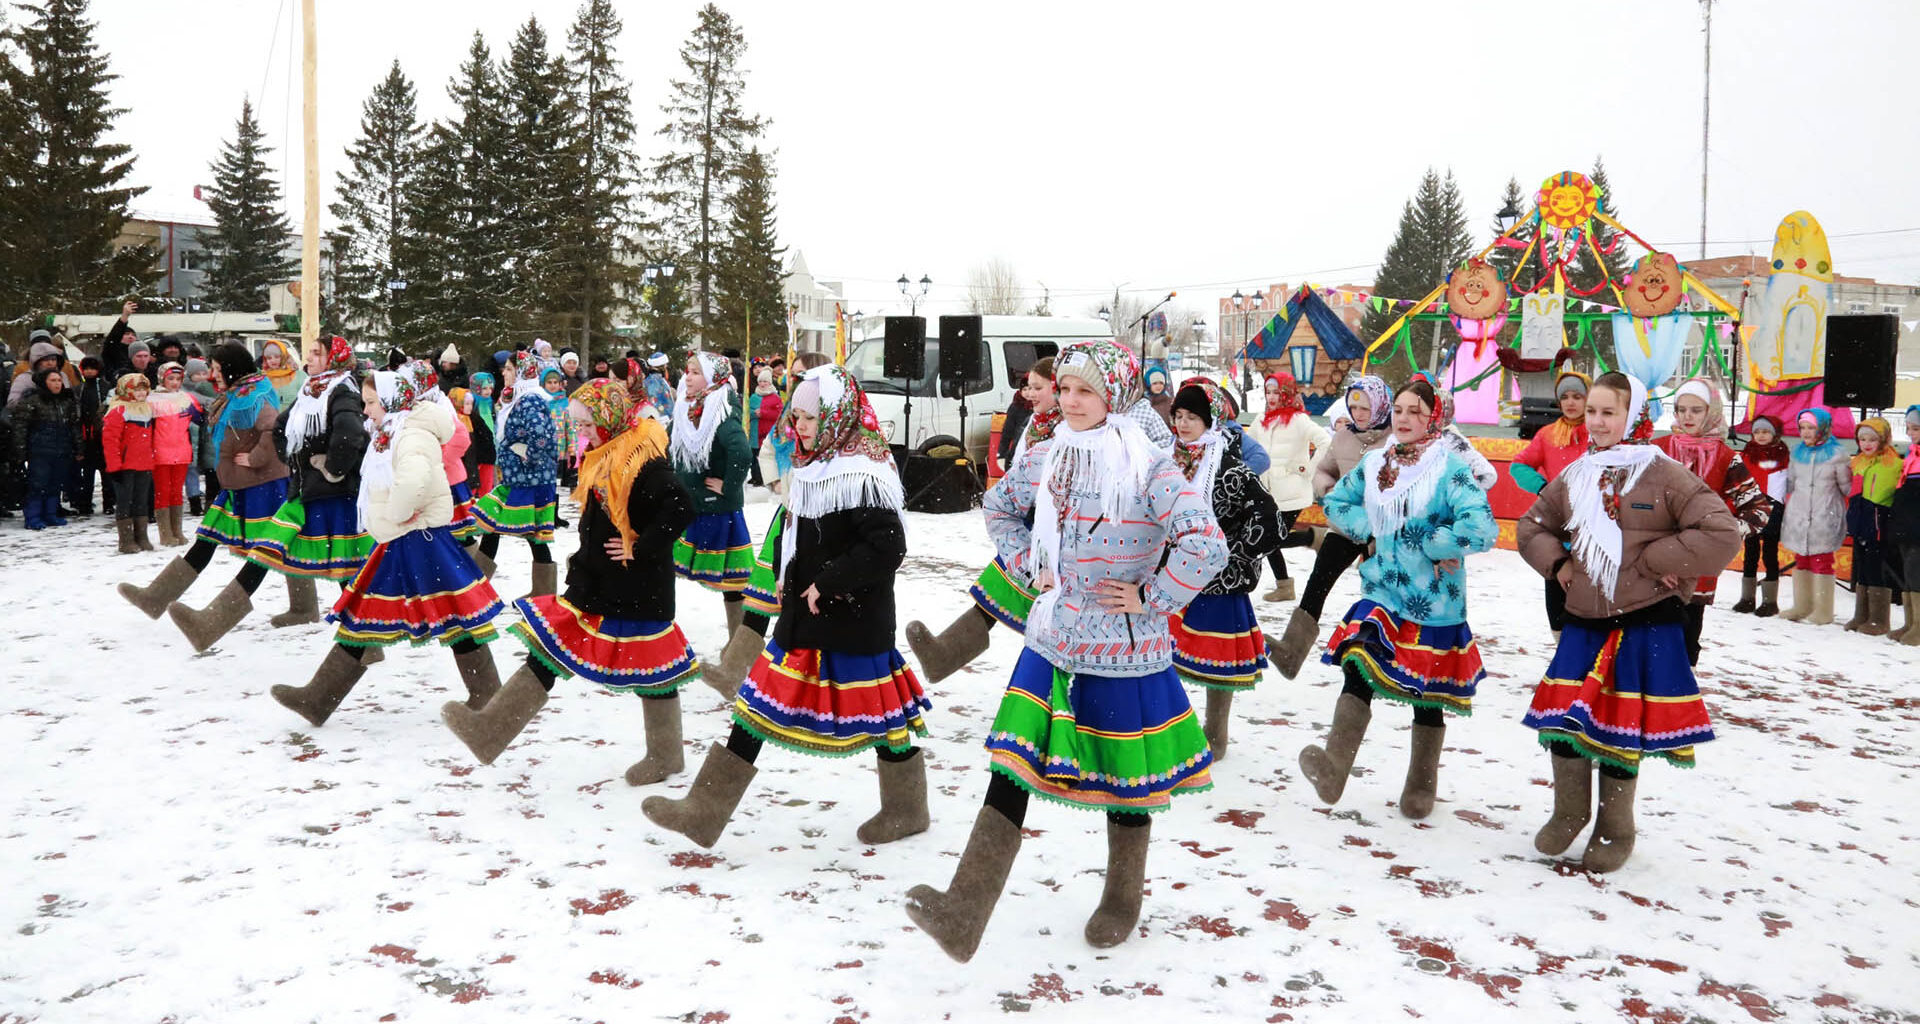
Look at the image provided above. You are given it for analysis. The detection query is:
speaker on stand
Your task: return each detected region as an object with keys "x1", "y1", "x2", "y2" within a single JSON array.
[
  {"x1": 1823, "y1": 313, "x2": 1898, "y2": 410},
  {"x1": 884, "y1": 316, "x2": 926, "y2": 447}
]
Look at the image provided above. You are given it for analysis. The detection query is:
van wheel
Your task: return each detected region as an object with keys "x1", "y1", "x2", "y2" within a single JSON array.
[{"x1": 918, "y1": 434, "x2": 965, "y2": 457}]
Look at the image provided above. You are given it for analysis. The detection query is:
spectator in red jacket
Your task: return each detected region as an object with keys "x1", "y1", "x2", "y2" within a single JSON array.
[{"x1": 103, "y1": 373, "x2": 159, "y2": 553}]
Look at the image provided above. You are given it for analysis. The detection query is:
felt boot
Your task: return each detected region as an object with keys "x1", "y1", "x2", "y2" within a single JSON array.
[
  {"x1": 119, "y1": 557, "x2": 199, "y2": 618},
  {"x1": 641, "y1": 742, "x2": 757, "y2": 848},
  {"x1": 905, "y1": 807, "x2": 1024, "y2": 963},
  {"x1": 148, "y1": 506, "x2": 171, "y2": 544},
  {"x1": 905, "y1": 607, "x2": 993, "y2": 684},
  {"x1": 1399, "y1": 723, "x2": 1445, "y2": 819},
  {"x1": 1860, "y1": 586, "x2": 1892, "y2": 637},
  {"x1": 703, "y1": 624, "x2": 764, "y2": 701},
  {"x1": 269, "y1": 576, "x2": 321, "y2": 627},
  {"x1": 724, "y1": 597, "x2": 744, "y2": 636},
  {"x1": 165, "y1": 506, "x2": 188, "y2": 546},
  {"x1": 441, "y1": 664, "x2": 548, "y2": 764},
  {"x1": 166, "y1": 579, "x2": 254, "y2": 653},
  {"x1": 1203, "y1": 688, "x2": 1232, "y2": 763},
  {"x1": 1084, "y1": 817, "x2": 1151, "y2": 949},
  {"x1": 1807, "y1": 573, "x2": 1836, "y2": 626},
  {"x1": 1779, "y1": 569, "x2": 1815, "y2": 622},
  {"x1": 114, "y1": 518, "x2": 138, "y2": 553},
  {"x1": 272, "y1": 646, "x2": 369, "y2": 727},
  {"x1": 1844, "y1": 583, "x2": 1871, "y2": 631},
  {"x1": 857, "y1": 748, "x2": 930, "y2": 845},
  {"x1": 1262, "y1": 578, "x2": 1296, "y2": 603},
  {"x1": 1298, "y1": 693, "x2": 1371, "y2": 804},
  {"x1": 1581, "y1": 772, "x2": 1638, "y2": 873},
  {"x1": 1267, "y1": 606, "x2": 1322, "y2": 680},
  {"x1": 453, "y1": 645, "x2": 502, "y2": 710},
  {"x1": 1897, "y1": 592, "x2": 1920, "y2": 646},
  {"x1": 133, "y1": 515, "x2": 155, "y2": 551},
  {"x1": 470, "y1": 547, "x2": 496, "y2": 579},
  {"x1": 1755, "y1": 578, "x2": 1780, "y2": 617},
  {"x1": 1534, "y1": 752, "x2": 1593, "y2": 855},
  {"x1": 526, "y1": 560, "x2": 557, "y2": 601},
  {"x1": 1730, "y1": 575, "x2": 1757, "y2": 614},
  {"x1": 623, "y1": 695, "x2": 686, "y2": 786}
]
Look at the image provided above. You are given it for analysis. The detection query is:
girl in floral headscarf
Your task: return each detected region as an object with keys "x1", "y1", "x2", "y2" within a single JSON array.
[
  {"x1": 1301, "y1": 376, "x2": 1497, "y2": 823},
  {"x1": 272, "y1": 363, "x2": 506, "y2": 728},
  {"x1": 645, "y1": 364, "x2": 932, "y2": 852},
  {"x1": 668, "y1": 351, "x2": 755, "y2": 638},
  {"x1": 906, "y1": 339, "x2": 1227, "y2": 963},
  {"x1": 1654, "y1": 378, "x2": 1770, "y2": 661},
  {"x1": 444, "y1": 378, "x2": 703, "y2": 780},
  {"x1": 471, "y1": 352, "x2": 562, "y2": 599}
]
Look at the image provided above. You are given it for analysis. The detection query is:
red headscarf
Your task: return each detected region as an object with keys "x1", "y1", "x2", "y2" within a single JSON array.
[{"x1": 1261, "y1": 371, "x2": 1304, "y2": 428}]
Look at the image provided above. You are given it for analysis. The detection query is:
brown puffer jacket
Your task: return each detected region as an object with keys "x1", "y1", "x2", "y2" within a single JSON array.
[
  {"x1": 213, "y1": 401, "x2": 290, "y2": 491},
  {"x1": 1312, "y1": 424, "x2": 1388, "y2": 501},
  {"x1": 1517, "y1": 456, "x2": 1743, "y2": 619}
]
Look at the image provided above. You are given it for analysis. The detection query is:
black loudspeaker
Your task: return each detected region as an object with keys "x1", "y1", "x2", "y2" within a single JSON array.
[
  {"x1": 901, "y1": 451, "x2": 980, "y2": 514},
  {"x1": 1517, "y1": 397, "x2": 1560, "y2": 440},
  {"x1": 1823, "y1": 314, "x2": 1898, "y2": 408},
  {"x1": 938, "y1": 315, "x2": 985, "y2": 388},
  {"x1": 883, "y1": 316, "x2": 926, "y2": 379}
]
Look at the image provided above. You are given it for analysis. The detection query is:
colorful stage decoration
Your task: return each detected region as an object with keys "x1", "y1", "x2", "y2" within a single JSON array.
[
  {"x1": 1237, "y1": 285, "x2": 1367, "y2": 415},
  {"x1": 1744, "y1": 211, "x2": 1855, "y2": 436}
]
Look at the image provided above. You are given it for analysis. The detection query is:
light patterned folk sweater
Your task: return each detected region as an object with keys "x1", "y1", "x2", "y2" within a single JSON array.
[{"x1": 984, "y1": 436, "x2": 1228, "y2": 677}]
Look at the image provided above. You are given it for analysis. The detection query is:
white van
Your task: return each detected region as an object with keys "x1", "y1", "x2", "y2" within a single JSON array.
[{"x1": 845, "y1": 315, "x2": 1112, "y2": 468}]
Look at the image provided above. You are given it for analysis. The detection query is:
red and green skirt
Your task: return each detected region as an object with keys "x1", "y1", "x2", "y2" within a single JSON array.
[
  {"x1": 968, "y1": 555, "x2": 1036, "y2": 633},
  {"x1": 741, "y1": 511, "x2": 785, "y2": 616},
  {"x1": 1322, "y1": 599, "x2": 1484, "y2": 716},
  {"x1": 1521, "y1": 620, "x2": 1715, "y2": 772},
  {"x1": 196, "y1": 478, "x2": 290, "y2": 555},
  {"x1": 1170, "y1": 593, "x2": 1267, "y2": 690},
  {"x1": 508, "y1": 595, "x2": 698, "y2": 696},
  {"x1": 472, "y1": 482, "x2": 556, "y2": 544},
  {"x1": 985, "y1": 648, "x2": 1214, "y2": 814},
  {"x1": 673, "y1": 511, "x2": 753, "y2": 592},
  {"x1": 732, "y1": 638, "x2": 930, "y2": 757},
  {"x1": 247, "y1": 494, "x2": 373, "y2": 580},
  {"x1": 328, "y1": 527, "x2": 503, "y2": 648},
  {"x1": 448, "y1": 481, "x2": 478, "y2": 541}
]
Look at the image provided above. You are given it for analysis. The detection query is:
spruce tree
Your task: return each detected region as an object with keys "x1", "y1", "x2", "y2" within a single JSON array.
[
  {"x1": 649, "y1": 3, "x2": 766, "y2": 341},
  {"x1": 1487, "y1": 176, "x2": 1538, "y2": 293},
  {"x1": 0, "y1": 0, "x2": 155, "y2": 317},
  {"x1": 201, "y1": 99, "x2": 297, "y2": 311},
  {"x1": 1362, "y1": 168, "x2": 1473, "y2": 375},
  {"x1": 445, "y1": 33, "x2": 511, "y2": 343},
  {"x1": 396, "y1": 124, "x2": 464, "y2": 354},
  {"x1": 1362, "y1": 198, "x2": 1426, "y2": 348},
  {"x1": 554, "y1": 0, "x2": 645, "y2": 363},
  {"x1": 1419, "y1": 169, "x2": 1474, "y2": 284},
  {"x1": 643, "y1": 259, "x2": 694, "y2": 367},
  {"x1": 713, "y1": 147, "x2": 787, "y2": 359},
  {"x1": 327, "y1": 60, "x2": 422, "y2": 346},
  {"x1": 497, "y1": 17, "x2": 570, "y2": 336}
]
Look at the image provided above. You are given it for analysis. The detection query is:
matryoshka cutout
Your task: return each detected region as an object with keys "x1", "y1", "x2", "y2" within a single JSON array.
[{"x1": 1624, "y1": 252, "x2": 1684, "y2": 318}]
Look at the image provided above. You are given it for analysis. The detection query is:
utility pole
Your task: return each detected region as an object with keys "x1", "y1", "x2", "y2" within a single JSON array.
[
  {"x1": 300, "y1": 0, "x2": 320, "y2": 359},
  {"x1": 1699, "y1": 0, "x2": 1714, "y2": 261}
]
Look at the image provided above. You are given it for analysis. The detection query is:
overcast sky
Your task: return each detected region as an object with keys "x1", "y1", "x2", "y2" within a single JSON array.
[{"x1": 85, "y1": 0, "x2": 1920, "y2": 321}]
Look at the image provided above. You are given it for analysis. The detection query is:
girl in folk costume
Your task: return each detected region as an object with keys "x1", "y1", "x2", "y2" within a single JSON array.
[
  {"x1": 426, "y1": 382, "x2": 480, "y2": 546},
  {"x1": 443, "y1": 379, "x2": 702, "y2": 778},
  {"x1": 1299, "y1": 378, "x2": 1498, "y2": 819},
  {"x1": 149, "y1": 362, "x2": 202, "y2": 546},
  {"x1": 644, "y1": 365, "x2": 932, "y2": 849},
  {"x1": 471, "y1": 353, "x2": 562, "y2": 597},
  {"x1": 256, "y1": 338, "x2": 307, "y2": 410},
  {"x1": 1778, "y1": 408, "x2": 1852, "y2": 626},
  {"x1": 906, "y1": 340, "x2": 1227, "y2": 963},
  {"x1": 101, "y1": 373, "x2": 157, "y2": 551},
  {"x1": 272, "y1": 365, "x2": 506, "y2": 727},
  {"x1": 119, "y1": 345, "x2": 302, "y2": 636},
  {"x1": 1268, "y1": 375, "x2": 1393, "y2": 679},
  {"x1": 1654, "y1": 379, "x2": 1770, "y2": 664},
  {"x1": 467, "y1": 372, "x2": 499, "y2": 496},
  {"x1": 1731, "y1": 415, "x2": 1791, "y2": 617},
  {"x1": 1519, "y1": 373, "x2": 1743, "y2": 872},
  {"x1": 242, "y1": 336, "x2": 372, "y2": 635},
  {"x1": 668, "y1": 352, "x2": 756, "y2": 638},
  {"x1": 1167, "y1": 378, "x2": 1281, "y2": 760},
  {"x1": 1512, "y1": 365, "x2": 1591, "y2": 639},
  {"x1": 1886, "y1": 406, "x2": 1920, "y2": 645},
  {"x1": 904, "y1": 356, "x2": 1061, "y2": 684},
  {"x1": 703, "y1": 350, "x2": 836, "y2": 700},
  {"x1": 1247, "y1": 371, "x2": 1329, "y2": 602},
  {"x1": 542, "y1": 365, "x2": 580, "y2": 492},
  {"x1": 1842, "y1": 417, "x2": 1903, "y2": 635}
]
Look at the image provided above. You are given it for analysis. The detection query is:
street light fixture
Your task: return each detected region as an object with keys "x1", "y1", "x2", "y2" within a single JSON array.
[
  {"x1": 1495, "y1": 198, "x2": 1523, "y2": 235},
  {"x1": 898, "y1": 273, "x2": 931, "y2": 316}
]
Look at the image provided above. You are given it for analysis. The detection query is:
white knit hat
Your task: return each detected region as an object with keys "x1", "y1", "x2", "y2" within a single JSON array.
[{"x1": 440, "y1": 343, "x2": 460, "y2": 364}]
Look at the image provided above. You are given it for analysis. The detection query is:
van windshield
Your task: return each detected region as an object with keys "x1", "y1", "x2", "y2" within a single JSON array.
[{"x1": 847, "y1": 337, "x2": 938, "y2": 396}]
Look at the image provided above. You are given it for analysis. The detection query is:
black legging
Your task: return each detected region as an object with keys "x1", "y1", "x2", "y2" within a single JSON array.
[
  {"x1": 723, "y1": 720, "x2": 916, "y2": 766},
  {"x1": 1680, "y1": 601, "x2": 1705, "y2": 667},
  {"x1": 1545, "y1": 577, "x2": 1569, "y2": 633},
  {"x1": 478, "y1": 533, "x2": 553, "y2": 562},
  {"x1": 1265, "y1": 510, "x2": 1304, "y2": 582},
  {"x1": 1341, "y1": 664, "x2": 1444, "y2": 727},
  {"x1": 338, "y1": 635, "x2": 484, "y2": 663},
  {"x1": 1742, "y1": 499, "x2": 1784, "y2": 581},
  {"x1": 1299, "y1": 532, "x2": 1366, "y2": 619},
  {"x1": 983, "y1": 766, "x2": 1147, "y2": 830},
  {"x1": 1550, "y1": 738, "x2": 1636, "y2": 780}
]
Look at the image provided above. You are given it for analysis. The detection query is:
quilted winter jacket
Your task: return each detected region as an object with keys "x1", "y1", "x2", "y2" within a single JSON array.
[
  {"x1": 985, "y1": 437, "x2": 1228, "y2": 677},
  {"x1": 1312, "y1": 425, "x2": 1389, "y2": 502},
  {"x1": 365, "y1": 400, "x2": 456, "y2": 544},
  {"x1": 1780, "y1": 447, "x2": 1851, "y2": 556},
  {"x1": 279, "y1": 382, "x2": 367, "y2": 504},
  {"x1": 149, "y1": 390, "x2": 199, "y2": 465},
  {"x1": 1249, "y1": 413, "x2": 1331, "y2": 513},
  {"x1": 102, "y1": 403, "x2": 156, "y2": 473},
  {"x1": 495, "y1": 395, "x2": 558, "y2": 489},
  {"x1": 1517, "y1": 456, "x2": 1744, "y2": 619},
  {"x1": 673, "y1": 414, "x2": 752, "y2": 516},
  {"x1": 212, "y1": 402, "x2": 290, "y2": 492},
  {"x1": 1321, "y1": 451, "x2": 1499, "y2": 626}
]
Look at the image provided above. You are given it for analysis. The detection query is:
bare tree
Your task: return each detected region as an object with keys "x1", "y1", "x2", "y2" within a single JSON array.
[{"x1": 966, "y1": 257, "x2": 1023, "y2": 315}]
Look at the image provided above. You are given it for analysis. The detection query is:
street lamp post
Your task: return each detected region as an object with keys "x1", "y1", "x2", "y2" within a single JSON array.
[{"x1": 898, "y1": 273, "x2": 931, "y2": 316}]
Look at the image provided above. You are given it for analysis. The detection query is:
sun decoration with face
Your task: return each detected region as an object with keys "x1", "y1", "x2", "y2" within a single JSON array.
[
  {"x1": 1623, "y1": 252, "x2": 1685, "y2": 318},
  {"x1": 1535, "y1": 171, "x2": 1601, "y2": 231},
  {"x1": 1445, "y1": 257, "x2": 1508, "y2": 321}
]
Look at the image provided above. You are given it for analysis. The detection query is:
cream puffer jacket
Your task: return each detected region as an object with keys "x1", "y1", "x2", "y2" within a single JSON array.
[
  {"x1": 1248, "y1": 413, "x2": 1331, "y2": 513},
  {"x1": 366, "y1": 400, "x2": 456, "y2": 544}
]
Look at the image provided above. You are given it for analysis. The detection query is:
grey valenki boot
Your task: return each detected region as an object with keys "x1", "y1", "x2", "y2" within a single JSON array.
[
  {"x1": 1534, "y1": 753, "x2": 1593, "y2": 855},
  {"x1": 1084, "y1": 817, "x2": 1152, "y2": 949},
  {"x1": 857, "y1": 749, "x2": 930, "y2": 845},
  {"x1": 1730, "y1": 575, "x2": 1757, "y2": 614},
  {"x1": 1779, "y1": 569, "x2": 1815, "y2": 622},
  {"x1": 1267, "y1": 606, "x2": 1321, "y2": 680},
  {"x1": 905, "y1": 806, "x2": 1024, "y2": 963},
  {"x1": 469, "y1": 546, "x2": 496, "y2": 579},
  {"x1": 269, "y1": 576, "x2": 321, "y2": 628},
  {"x1": 641, "y1": 742, "x2": 757, "y2": 848},
  {"x1": 1262, "y1": 578, "x2": 1296, "y2": 603},
  {"x1": 703, "y1": 624, "x2": 765, "y2": 701},
  {"x1": 1755, "y1": 578, "x2": 1780, "y2": 617},
  {"x1": 164, "y1": 506, "x2": 189, "y2": 546},
  {"x1": 1859, "y1": 586, "x2": 1892, "y2": 637},
  {"x1": 623, "y1": 695, "x2": 686, "y2": 786},
  {"x1": 905, "y1": 607, "x2": 993, "y2": 684},
  {"x1": 119, "y1": 557, "x2": 200, "y2": 618},
  {"x1": 1298, "y1": 692, "x2": 1371, "y2": 804},
  {"x1": 1582, "y1": 773, "x2": 1638, "y2": 873},
  {"x1": 453, "y1": 645, "x2": 502, "y2": 710},
  {"x1": 167, "y1": 579, "x2": 254, "y2": 653},
  {"x1": 525, "y1": 560, "x2": 558, "y2": 601},
  {"x1": 1843, "y1": 583, "x2": 1872, "y2": 631},
  {"x1": 1399, "y1": 723, "x2": 1445, "y2": 820},
  {"x1": 442, "y1": 663, "x2": 549, "y2": 764},
  {"x1": 115, "y1": 518, "x2": 139, "y2": 554},
  {"x1": 1203, "y1": 688, "x2": 1233, "y2": 762},
  {"x1": 132, "y1": 515, "x2": 155, "y2": 551},
  {"x1": 1896, "y1": 592, "x2": 1920, "y2": 646},
  {"x1": 272, "y1": 646, "x2": 369, "y2": 727}
]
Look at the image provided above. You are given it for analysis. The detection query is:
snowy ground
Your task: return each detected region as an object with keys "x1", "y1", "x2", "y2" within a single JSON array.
[{"x1": 3, "y1": 494, "x2": 1917, "y2": 1024}]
